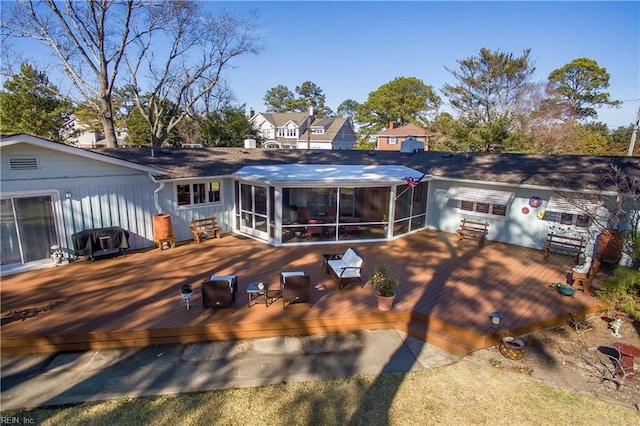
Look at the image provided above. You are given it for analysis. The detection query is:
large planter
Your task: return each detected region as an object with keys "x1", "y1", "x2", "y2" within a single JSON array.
[
  {"x1": 597, "y1": 228, "x2": 624, "y2": 264},
  {"x1": 153, "y1": 214, "x2": 174, "y2": 240},
  {"x1": 376, "y1": 293, "x2": 395, "y2": 311}
]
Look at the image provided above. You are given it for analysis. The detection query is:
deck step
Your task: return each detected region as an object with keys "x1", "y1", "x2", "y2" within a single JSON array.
[{"x1": 404, "y1": 316, "x2": 488, "y2": 356}]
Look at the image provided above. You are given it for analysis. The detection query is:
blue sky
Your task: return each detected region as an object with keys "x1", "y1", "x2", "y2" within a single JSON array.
[
  {"x1": 217, "y1": 1, "x2": 639, "y2": 128},
  {"x1": 4, "y1": 1, "x2": 638, "y2": 128}
]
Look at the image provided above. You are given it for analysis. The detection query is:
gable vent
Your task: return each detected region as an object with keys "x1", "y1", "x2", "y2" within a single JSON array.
[{"x1": 9, "y1": 156, "x2": 39, "y2": 171}]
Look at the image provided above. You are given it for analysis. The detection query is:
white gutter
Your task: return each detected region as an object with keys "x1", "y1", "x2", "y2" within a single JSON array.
[{"x1": 149, "y1": 174, "x2": 164, "y2": 214}]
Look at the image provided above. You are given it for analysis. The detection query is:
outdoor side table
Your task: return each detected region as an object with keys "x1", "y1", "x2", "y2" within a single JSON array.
[
  {"x1": 247, "y1": 283, "x2": 270, "y2": 308},
  {"x1": 612, "y1": 342, "x2": 640, "y2": 378}
]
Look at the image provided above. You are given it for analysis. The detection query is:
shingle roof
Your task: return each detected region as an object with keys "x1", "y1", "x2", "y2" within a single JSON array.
[
  {"x1": 259, "y1": 112, "x2": 309, "y2": 127},
  {"x1": 96, "y1": 147, "x2": 640, "y2": 192},
  {"x1": 378, "y1": 123, "x2": 430, "y2": 137}
]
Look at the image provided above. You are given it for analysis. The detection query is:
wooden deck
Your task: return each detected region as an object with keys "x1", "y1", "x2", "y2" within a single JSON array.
[{"x1": 0, "y1": 230, "x2": 603, "y2": 356}]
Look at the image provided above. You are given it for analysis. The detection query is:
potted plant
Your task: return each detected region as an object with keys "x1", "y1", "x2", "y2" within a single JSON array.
[{"x1": 370, "y1": 264, "x2": 398, "y2": 311}]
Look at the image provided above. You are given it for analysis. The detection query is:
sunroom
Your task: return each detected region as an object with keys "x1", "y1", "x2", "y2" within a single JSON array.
[{"x1": 232, "y1": 164, "x2": 429, "y2": 245}]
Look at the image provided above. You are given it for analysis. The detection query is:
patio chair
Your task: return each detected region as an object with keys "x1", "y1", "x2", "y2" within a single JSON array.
[
  {"x1": 342, "y1": 217, "x2": 361, "y2": 236},
  {"x1": 202, "y1": 275, "x2": 237, "y2": 311},
  {"x1": 297, "y1": 206, "x2": 311, "y2": 223},
  {"x1": 280, "y1": 271, "x2": 311, "y2": 309}
]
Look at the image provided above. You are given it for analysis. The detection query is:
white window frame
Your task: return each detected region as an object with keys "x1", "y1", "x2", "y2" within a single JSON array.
[
  {"x1": 176, "y1": 180, "x2": 222, "y2": 208},
  {"x1": 311, "y1": 127, "x2": 324, "y2": 134},
  {"x1": 277, "y1": 127, "x2": 298, "y2": 138},
  {"x1": 388, "y1": 136, "x2": 397, "y2": 144}
]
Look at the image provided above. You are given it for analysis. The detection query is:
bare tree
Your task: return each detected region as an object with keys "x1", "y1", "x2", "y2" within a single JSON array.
[
  {"x1": 126, "y1": 3, "x2": 261, "y2": 147},
  {"x1": 2, "y1": 1, "x2": 164, "y2": 147},
  {"x1": 3, "y1": 1, "x2": 260, "y2": 148},
  {"x1": 555, "y1": 160, "x2": 640, "y2": 267}
]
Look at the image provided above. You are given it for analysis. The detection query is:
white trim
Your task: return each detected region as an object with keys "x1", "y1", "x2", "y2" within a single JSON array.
[
  {"x1": 175, "y1": 179, "x2": 223, "y2": 209},
  {"x1": 233, "y1": 164, "x2": 427, "y2": 185},
  {"x1": 1, "y1": 134, "x2": 167, "y2": 175}
]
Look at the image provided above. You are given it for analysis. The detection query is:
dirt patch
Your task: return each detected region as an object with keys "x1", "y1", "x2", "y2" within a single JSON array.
[{"x1": 468, "y1": 312, "x2": 640, "y2": 410}]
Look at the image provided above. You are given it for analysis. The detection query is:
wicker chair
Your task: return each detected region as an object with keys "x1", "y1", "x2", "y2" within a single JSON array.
[
  {"x1": 202, "y1": 275, "x2": 237, "y2": 311},
  {"x1": 280, "y1": 271, "x2": 311, "y2": 309}
]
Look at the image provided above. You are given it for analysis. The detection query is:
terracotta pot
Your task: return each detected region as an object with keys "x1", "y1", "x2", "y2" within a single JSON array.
[
  {"x1": 597, "y1": 228, "x2": 624, "y2": 264},
  {"x1": 376, "y1": 293, "x2": 395, "y2": 311},
  {"x1": 153, "y1": 214, "x2": 173, "y2": 239}
]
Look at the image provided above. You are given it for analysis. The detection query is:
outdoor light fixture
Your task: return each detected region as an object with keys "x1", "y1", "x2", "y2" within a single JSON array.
[
  {"x1": 490, "y1": 311, "x2": 504, "y2": 328},
  {"x1": 65, "y1": 192, "x2": 72, "y2": 198}
]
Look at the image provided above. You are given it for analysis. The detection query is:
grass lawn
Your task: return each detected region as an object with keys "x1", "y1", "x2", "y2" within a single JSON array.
[{"x1": 3, "y1": 360, "x2": 637, "y2": 425}]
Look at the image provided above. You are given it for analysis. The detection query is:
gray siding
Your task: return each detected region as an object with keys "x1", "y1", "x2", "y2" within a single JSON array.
[
  {"x1": 153, "y1": 178, "x2": 236, "y2": 241},
  {"x1": 426, "y1": 179, "x2": 600, "y2": 257},
  {"x1": 2, "y1": 143, "x2": 159, "y2": 257}
]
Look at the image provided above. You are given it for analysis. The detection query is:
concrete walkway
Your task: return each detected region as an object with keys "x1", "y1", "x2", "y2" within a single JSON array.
[{"x1": 1, "y1": 330, "x2": 460, "y2": 410}]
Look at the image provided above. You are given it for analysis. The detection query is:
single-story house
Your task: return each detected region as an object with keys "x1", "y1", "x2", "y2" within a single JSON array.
[{"x1": 2, "y1": 133, "x2": 638, "y2": 276}]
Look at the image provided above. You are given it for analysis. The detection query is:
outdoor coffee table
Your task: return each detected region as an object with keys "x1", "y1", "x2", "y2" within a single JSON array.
[{"x1": 247, "y1": 283, "x2": 270, "y2": 308}]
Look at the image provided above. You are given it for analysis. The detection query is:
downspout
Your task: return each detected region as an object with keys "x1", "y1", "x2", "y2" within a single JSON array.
[{"x1": 149, "y1": 174, "x2": 164, "y2": 214}]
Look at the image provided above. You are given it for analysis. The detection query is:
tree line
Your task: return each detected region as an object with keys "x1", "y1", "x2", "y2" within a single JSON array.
[{"x1": 0, "y1": 2, "x2": 633, "y2": 154}]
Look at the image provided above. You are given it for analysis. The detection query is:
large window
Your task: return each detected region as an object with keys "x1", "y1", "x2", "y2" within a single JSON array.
[
  {"x1": 177, "y1": 181, "x2": 221, "y2": 207},
  {"x1": 277, "y1": 127, "x2": 298, "y2": 138},
  {"x1": 279, "y1": 183, "x2": 424, "y2": 244}
]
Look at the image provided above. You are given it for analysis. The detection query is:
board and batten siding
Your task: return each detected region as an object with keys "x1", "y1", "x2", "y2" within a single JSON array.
[
  {"x1": 426, "y1": 179, "x2": 595, "y2": 253},
  {"x1": 2, "y1": 143, "x2": 160, "y2": 255},
  {"x1": 153, "y1": 178, "x2": 237, "y2": 241}
]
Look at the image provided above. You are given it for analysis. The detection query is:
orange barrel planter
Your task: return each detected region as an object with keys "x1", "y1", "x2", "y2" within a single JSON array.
[
  {"x1": 153, "y1": 214, "x2": 174, "y2": 240},
  {"x1": 597, "y1": 228, "x2": 624, "y2": 264}
]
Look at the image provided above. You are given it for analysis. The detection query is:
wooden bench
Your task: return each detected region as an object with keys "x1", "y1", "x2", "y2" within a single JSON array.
[
  {"x1": 456, "y1": 219, "x2": 489, "y2": 246},
  {"x1": 190, "y1": 216, "x2": 221, "y2": 243},
  {"x1": 543, "y1": 233, "x2": 585, "y2": 263}
]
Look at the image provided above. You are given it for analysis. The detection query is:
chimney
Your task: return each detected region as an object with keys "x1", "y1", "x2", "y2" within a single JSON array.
[
  {"x1": 245, "y1": 107, "x2": 254, "y2": 119},
  {"x1": 389, "y1": 121, "x2": 398, "y2": 130}
]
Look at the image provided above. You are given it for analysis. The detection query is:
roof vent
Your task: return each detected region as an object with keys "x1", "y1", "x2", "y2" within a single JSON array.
[{"x1": 9, "y1": 156, "x2": 39, "y2": 171}]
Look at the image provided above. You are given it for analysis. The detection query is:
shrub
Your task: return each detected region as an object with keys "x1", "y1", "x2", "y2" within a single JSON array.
[{"x1": 595, "y1": 267, "x2": 640, "y2": 320}]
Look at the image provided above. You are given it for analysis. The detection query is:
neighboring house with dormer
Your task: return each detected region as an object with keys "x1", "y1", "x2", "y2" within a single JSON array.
[
  {"x1": 249, "y1": 108, "x2": 357, "y2": 150},
  {"x1": 376, "y1": 122, "x2": 432, "y2": 151}
]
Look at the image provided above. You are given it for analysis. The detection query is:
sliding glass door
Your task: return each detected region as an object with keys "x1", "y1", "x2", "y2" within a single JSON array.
[{"x1": 1, "y1": 195, "x2": 57, "y2": 265}]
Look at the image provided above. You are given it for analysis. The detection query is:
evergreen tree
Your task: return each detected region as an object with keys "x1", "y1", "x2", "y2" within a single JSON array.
[{"x1": 0, "y1": 63, "x2": 71, "y2": 141}]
